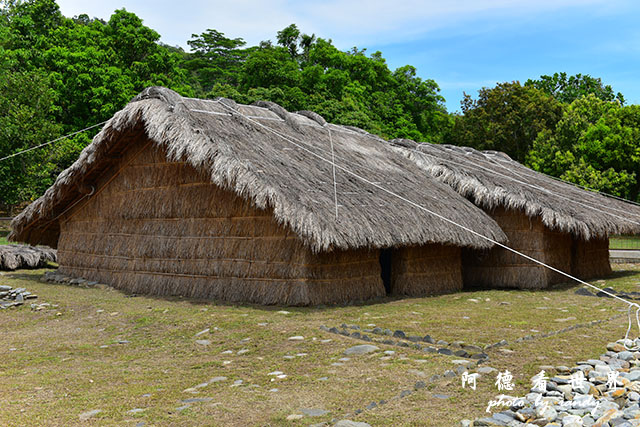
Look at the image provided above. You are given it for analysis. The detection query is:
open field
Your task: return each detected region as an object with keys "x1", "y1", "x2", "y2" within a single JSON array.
[
  {"x1": 610, "y1": 235, "x2": 640, "y2": 250},
  {"x1": 1, "y1": 265, "x2": 640, "y2": 426},
  {"x1": 0, "y1": 219, "x2": 10, "y2": 245}
]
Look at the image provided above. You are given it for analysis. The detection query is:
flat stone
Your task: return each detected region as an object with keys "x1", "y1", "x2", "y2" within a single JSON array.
[
  {"x1": 344, "y1": 345, "x2": 379, "y2": 355},
  {"x1": 470, "y1": 353, "x2": 488, "y2": 360},
  {"x1": 195, "y1": 340, "x2": 211, "y2": 346},
  {"x1": 79, "y1": 409, "x2": 101, "y2": 420},
  {"x1": 432, "y1": 393, "x2": 451, "y2": 399},
  {"x1": 423, "y1": 335, "x2": 435, "y2": 344},
  {"x1": 393, "y1": 330, "x2": 406, "y2": 339},
  {"x1": 536, "y1": 404, "x2": 557, "y2": 421},
  {"x1": 575, "y1": 288, "x2": 594, "y2": 296},
  {"x1": 288, "y1": 336, "x2": 304, "y2": 341},
  {"x1": 334, "y1": 421, "x2": 372, "y2": 427},
  {"x1": 477, "y1": 366, "x2": 498, "y2": 374},
  {"x1": 619, "y1": 351, "x2": 634, "y2": 361},
  {"x1": 127, "y1": 408, "x2": 146, "y2": 414},
  {"x1": 437, "y1": 348, "x2": 453, "y2": 356},
  {"x1": 181, "y1": 397, "x2": 213, "y2": 403},
  {"x1": 286, "y1": 414, "x2": 304, "y2": 420},
  {"x1": 300, "y1": 408, "x2": 330, "y2": 417}
]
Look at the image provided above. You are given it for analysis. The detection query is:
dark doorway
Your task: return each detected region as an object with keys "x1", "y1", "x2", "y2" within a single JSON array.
[{"x1": 380, "y1": 249, "x2": 393, "y2": 294}]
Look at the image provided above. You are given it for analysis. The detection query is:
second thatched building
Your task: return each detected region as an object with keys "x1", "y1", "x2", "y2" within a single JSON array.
[{"x1": 391, "y1": 140, "x2": 640, "y2": 289}]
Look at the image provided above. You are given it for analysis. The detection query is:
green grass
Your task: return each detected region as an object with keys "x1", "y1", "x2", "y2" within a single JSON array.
[
  {"x1": 0, "y1": 266, "x2": 638, "y2": 426},
  {"x1": 610, "y1": 235, "x2": 640, "y2": 250}
]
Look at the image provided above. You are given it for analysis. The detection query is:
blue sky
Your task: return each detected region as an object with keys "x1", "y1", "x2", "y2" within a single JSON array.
[{"x1": 56, "y1": 0, "x2": 640, "y2": 112}]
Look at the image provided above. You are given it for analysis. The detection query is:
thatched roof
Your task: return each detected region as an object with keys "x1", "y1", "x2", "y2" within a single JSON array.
[
  {"x1": 10, "y1": 87, "x2": 507, "y2": 251},
  {"x1": 0, "y1": 245, "x2": 56, "y2": 271},
  {"x1": 390, "y1": 139, "x2": 640, "y2": 240}
]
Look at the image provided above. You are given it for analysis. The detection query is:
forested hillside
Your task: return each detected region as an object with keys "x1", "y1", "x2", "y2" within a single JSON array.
[{"x1": 1, "y1": 0, "x2": 639, "y2": 212}]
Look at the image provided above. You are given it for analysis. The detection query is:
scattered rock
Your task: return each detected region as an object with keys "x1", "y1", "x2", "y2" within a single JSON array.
[
  {"x1": 300, "y1": 408, "x2": 330, "y2": 417},
  {"x1": 344, "y1": 345, "x2": 379, "y2": 355},
  {"x1": 78, "y1": 409, "x2": 101, "y2": 420},
  {"x1": 334, "y1": 421, "x2": 372, "y2": 427},
  {"x1": 286, "y1": 414, "x2": 304, "y2": 420},
  {"x1": 575, "y1": 288, "x2": 594, "y2": 296}
]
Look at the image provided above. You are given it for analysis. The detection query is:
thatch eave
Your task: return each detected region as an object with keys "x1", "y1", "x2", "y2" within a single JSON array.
[{"x1": 391, "y1": 141, "x2": 640, "y2": 241}]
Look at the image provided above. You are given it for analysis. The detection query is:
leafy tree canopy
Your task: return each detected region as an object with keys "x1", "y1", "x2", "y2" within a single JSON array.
[
  {"x1": 444, "y1": 81, "x2": 564, "y2": 162},
  {"x1": 528, "y1": 95, "x2": 640, "y2": 200},
  {"x1": 525, "y1": 72, "x2": 624, "y2": 105}
]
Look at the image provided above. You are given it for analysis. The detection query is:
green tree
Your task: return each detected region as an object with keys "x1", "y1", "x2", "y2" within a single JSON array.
[
  {"x1": 0, "y1": 70, "x2": 61, "y2": 211},
  {"x1": 445, "y1": 81, "x2": 563, "y2": 162},
  {"x1": 528, "y1": 95, "x2": 640, "y2": 200},
  {"x1": 186, "y1": 29, "x2": 247, "y2": 92},
  {"x1": 525, "y1": 72, "x2": 624, "y2": 105}
]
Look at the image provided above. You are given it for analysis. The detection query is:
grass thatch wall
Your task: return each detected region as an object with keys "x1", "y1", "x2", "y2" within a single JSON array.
[
  {"x1": 571, "y1": 237, "x2": 611, "y2": 280},
  {"x1": 462, "y1": 207, "x2": 573, "y2": 289},
  {"x1": 56, "y1": 141, "x2": 385, "y2": 306},
  {"x1": 391, "y1": 245, "x2": 462, "y2": 296}
]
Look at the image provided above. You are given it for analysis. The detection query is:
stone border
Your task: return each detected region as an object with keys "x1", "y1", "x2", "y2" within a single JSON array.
[
  {"x1": 320, "y1": 325, "x2": 489, "y2": 361},
  {"x1": 41, "y1": 271, "x2": 109, "y2": 289}
]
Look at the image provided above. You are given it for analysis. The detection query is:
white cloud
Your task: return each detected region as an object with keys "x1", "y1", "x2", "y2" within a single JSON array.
[{"x1": 56, "y1": 0, "x2": 610, "y2": 49}]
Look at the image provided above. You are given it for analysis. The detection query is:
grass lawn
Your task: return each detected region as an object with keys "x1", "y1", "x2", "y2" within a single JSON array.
[
  {"x1": 0, "y1": 219, "x2": 11, "y2": 245},
  {"x1": 1, "y1": 265, "x2": 640, "y2": 426},
  {"x1": 610, "y1": 235, "x2": 640, "y2": 250}
]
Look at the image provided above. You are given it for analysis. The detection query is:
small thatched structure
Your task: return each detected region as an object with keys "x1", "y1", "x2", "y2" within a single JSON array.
[
  {"x1": 0, "y1": 244, "x2": 56, "y2": 271},
  {"x1": 391, "y1": 140, "x2": 640, "y2": 289},
  {"x1": 10, "y1": 87, "x2": 506, "y2": 305}
]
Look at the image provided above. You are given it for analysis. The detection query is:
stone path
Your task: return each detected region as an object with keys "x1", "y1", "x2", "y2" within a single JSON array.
[
  {"x1": 321, "y1": 324, "x2": 489, "y2": 361},
  {"x1": 463, "y1": 339, "x2": 640, "y2": 426}
]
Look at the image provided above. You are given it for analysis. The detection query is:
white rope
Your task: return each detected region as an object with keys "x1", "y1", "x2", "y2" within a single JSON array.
[
  {"x1": 192, "y1": 99, "x2": 640, "y2": 339},
  {"x1": 213, "y1": 100, "x2": 639, "y2": 307},
  {"x1": 0, "y1": 121, "x2": 108, "y2": 162},
  {"x1": 327, "y1": 126, "x2": 339, "y2": 221}
]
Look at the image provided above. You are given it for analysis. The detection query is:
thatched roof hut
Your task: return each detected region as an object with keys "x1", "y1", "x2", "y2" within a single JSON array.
[
  {"x1": 10, "y1": 87, "x2": 506, "y2": 305},
  {"x1": 391, "y1": 140, "x2": 640, "y2": 288}
]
